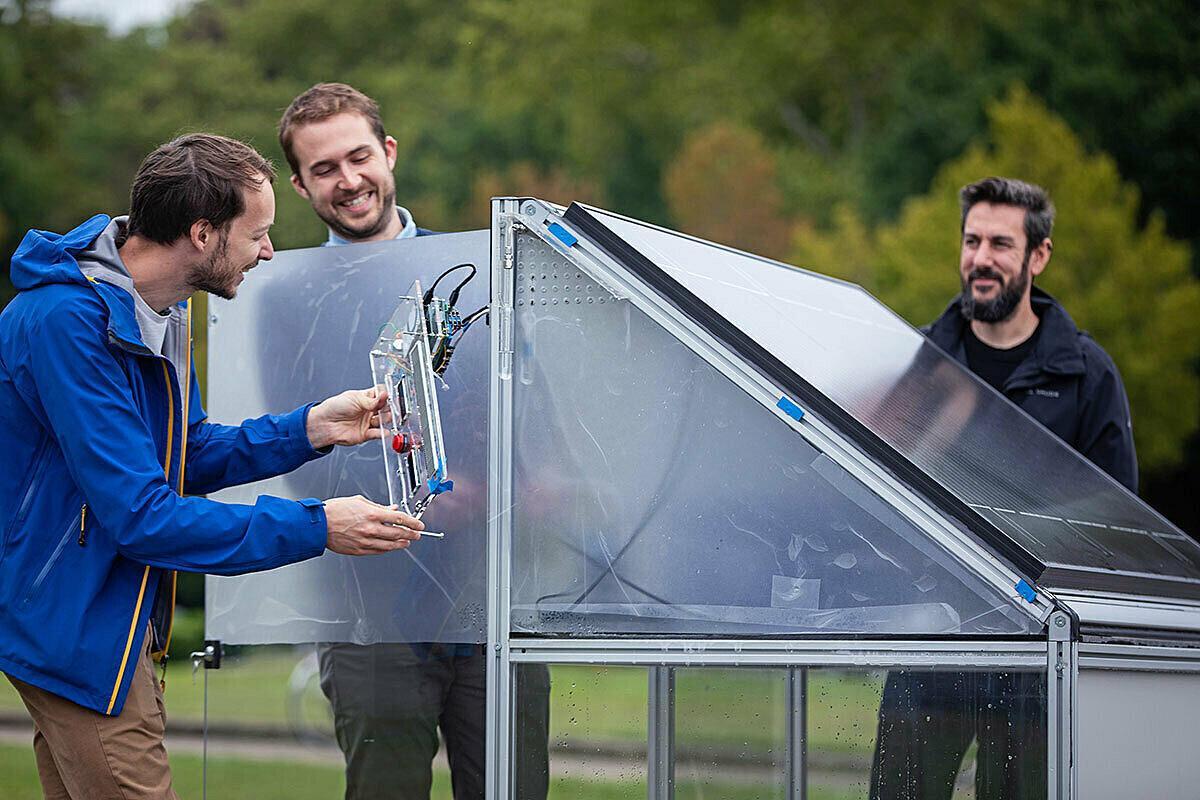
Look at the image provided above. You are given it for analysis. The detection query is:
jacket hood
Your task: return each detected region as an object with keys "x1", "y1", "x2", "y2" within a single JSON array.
[
  {"x1": 9, "y1": 214, "x2": 112, "y2": 291},
  {"x1": 9, "y1": 215, "x2": 184, "y2": 356}
]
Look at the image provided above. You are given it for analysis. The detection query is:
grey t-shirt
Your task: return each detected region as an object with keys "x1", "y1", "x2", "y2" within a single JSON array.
[{"x1": 132, "y1": 289, "x2": 170, "y2": 356}]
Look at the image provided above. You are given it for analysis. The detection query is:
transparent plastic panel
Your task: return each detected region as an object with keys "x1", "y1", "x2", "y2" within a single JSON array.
[
  {"x1": 512, "y1": 664, "x2": 1046, "y2": 800},
  {"x1": 205, "y1": 233, "x2": 490, "y2": 645},
  {"x1": 579, "y1": 206, "x2": 1199, "y2": 591},
  {"x1": 508, "y1": 231, "x2": 1035, "y2": 636}
]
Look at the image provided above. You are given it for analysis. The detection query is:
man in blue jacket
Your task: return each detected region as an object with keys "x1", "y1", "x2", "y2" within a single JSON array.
[
  {"x1": 0, "y1": 132, "x2": 426, "y2": 799},
  {"x1": 870, "y1": 177, "x2": 1137, "y2": 799}
]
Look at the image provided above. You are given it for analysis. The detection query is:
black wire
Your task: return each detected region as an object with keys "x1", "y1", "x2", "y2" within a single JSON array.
[{"x1": 423, "y1": 263, "x2": 476, "y2": 305}]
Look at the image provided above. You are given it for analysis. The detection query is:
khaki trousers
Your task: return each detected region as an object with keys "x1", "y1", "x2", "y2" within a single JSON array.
[{"x1": 5, "y1": 633, "x2": 178, "y2": 800}]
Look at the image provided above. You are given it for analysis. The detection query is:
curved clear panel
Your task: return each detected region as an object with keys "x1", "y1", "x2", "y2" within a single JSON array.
[
  {"x1": 580, "y1": 206, "x2": 1199, "y2": 594},
  {"x1": 205, "y1": 233, "x2": 490, "y2": 645},
  {"x1": 508, "y1": 231, "x2": 1034, "y2": 636}
]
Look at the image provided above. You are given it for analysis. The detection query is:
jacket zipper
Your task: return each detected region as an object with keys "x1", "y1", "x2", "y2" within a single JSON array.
[
  {"x1": 5, "y1": 438, "x2": 52, "y2": 542},
  {"x1": 22, "y1": 510, "x2": 83, "y2": 607},
  {"x1": 78, "y1": 504, "x2": 88, "y2": 546},
  {"x1": 107, "y1": 300, "x2": 190, "y2": 713}
]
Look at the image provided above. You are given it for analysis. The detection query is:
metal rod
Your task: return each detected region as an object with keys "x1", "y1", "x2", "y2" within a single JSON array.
[{"x1": 647, "y1": 667, "x2": 675, "y2": 800}]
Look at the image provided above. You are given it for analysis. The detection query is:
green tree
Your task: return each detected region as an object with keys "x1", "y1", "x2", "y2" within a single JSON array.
[
  {"x1": 861, "y1": 0, "x2": 1200, "y2": 260},
  {"x1": 792, "y1": 86, "x2": 1200, "y2": 473}
]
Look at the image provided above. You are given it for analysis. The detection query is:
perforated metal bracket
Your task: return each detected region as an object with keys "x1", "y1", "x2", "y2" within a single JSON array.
[{"x1": 515, "y1": 199, "x2": 625, "y2": 301}]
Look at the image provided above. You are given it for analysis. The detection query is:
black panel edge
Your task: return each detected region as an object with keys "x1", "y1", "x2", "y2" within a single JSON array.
[
  {"x1": 563, "y1": 203, "x2": 1050, "y2": 583},
  {"x1": 1079, "y1": 625, "x2": 1200, "y2": 648},
  {"x1": 1042, "y1": 567, "x2": 1200, "y2": 602}
]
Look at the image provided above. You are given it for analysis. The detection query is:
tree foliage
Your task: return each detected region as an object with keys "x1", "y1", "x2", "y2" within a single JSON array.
[
  {"x1": 663, "y1": 122, "x2": 792, "y2": 260},
  {"x1": 0, "y1": 0, "x2": 1196, "y2": 505},
  {"x1": 792, "y1": 87, "x2": 1200, "y2": 472}
]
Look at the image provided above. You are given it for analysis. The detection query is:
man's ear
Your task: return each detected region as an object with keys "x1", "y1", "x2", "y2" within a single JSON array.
[
  {"x1": 290, "y1": 173, "x2": 311, "y2": 201},
  {"x1": 189, "y1": 219, "x2": 214, "y2": 254},
  {"x1": 384, "y1": 135, "x2": 398, "y2": 171},
  {"x1": 1030, "y1": 237, "x2": 1052, "y2": 278}
]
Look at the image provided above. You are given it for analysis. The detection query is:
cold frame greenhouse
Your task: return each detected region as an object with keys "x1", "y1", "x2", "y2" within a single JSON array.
[{"x1": 202, "y1": 198, "x2": 1200, "y2": 800}]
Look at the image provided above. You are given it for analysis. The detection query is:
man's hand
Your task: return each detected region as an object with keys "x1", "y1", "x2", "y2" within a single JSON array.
[
  {"x1": 323, "y1": 496, "x2": 424, "y2": 555},
  {"x1": 307, "y1": 387, "x2": 387, "y2": 450}
]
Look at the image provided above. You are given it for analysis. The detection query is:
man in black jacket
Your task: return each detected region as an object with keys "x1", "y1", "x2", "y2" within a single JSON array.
[{"x1": 870, "y1": 177, "x2": 1137, "y2": 800}]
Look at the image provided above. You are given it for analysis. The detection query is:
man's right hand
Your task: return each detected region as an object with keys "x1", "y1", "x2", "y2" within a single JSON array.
[{"x1": 323, "y1": 496, "x2": 424, "y2": 555}]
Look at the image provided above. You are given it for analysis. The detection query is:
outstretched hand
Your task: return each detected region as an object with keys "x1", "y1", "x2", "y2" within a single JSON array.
[
  {"x1": 307, "y1": 387, "x2": 388, "y2": 450},
  {"x1": 323, "y1": 495, "x2": 424, "y2": 555}
]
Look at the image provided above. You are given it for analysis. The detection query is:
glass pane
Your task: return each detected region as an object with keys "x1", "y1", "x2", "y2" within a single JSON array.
[
  {"x1": 579, "y1": 206, "x2": 1199, "y2": 592},
  {"x1": 509, "y1": 230, "x2": 1036, "y2": 637},
  {"x1": 870, "y1": 669, "x2": 1047, "y2": 799},
  {"x1": 513, "y1": 664, "x2": 1047, "y2": 800},
  {"x1": 204, "y1": 233, "x2": 491, "y2": 645},
  {"x1": 674, "y1": 668, "x2": 788, "y2": 799},
  {"x1": 515, "y1": 664, "x2": 645, "y2": 800}
]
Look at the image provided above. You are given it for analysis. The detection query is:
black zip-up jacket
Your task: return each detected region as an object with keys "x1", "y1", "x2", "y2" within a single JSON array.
[{"x1": 923, "y1": 287, "x2": 1138, "y2": 492}]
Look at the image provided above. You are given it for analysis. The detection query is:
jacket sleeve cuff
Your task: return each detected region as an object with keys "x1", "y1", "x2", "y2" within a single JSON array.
[{"x1": 297, "y1": 497, "x2": 329, "y2": 554}]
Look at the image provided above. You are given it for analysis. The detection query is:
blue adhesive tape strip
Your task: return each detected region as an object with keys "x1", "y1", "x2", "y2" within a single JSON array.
[
  {"x1": 547, "y1": 222, "x2": 578, "y2": 248},
  {"x1": 426, "y1": 463, "x2": 454, "y2": 495},
  {"x1": 1015, "y1": 579, "x2": 1037, "y2": 603},
  {"x1": 776, "y1": 395, "x2": 805, "y2": 422}
]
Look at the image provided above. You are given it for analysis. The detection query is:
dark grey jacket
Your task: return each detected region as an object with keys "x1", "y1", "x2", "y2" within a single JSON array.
[{"x1": 924, "y1": 287, "x2": 1138, "y2": 492}]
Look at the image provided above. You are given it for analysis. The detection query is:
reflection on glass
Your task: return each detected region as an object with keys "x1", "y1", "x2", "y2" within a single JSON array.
[
  {"x1": 510, "y1": 232, "x2": 1034, "y2": 637},
  {"x1": 583, "y1": 207, "x2": 1198, "y2": 589}
]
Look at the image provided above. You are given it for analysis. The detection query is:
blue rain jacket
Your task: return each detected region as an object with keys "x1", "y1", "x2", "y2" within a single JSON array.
[{"x1": 0, "y1": 215, "x2": 330, "y2": 715}]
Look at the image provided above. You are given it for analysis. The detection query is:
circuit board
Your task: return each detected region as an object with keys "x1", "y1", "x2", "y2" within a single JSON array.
[{"x1": 368, "y1": 279, "x2": 452, "y2": 517}]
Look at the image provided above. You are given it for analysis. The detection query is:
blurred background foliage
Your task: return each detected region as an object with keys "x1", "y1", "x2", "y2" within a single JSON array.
[{"x1": 2, "y1": 0, "x2": 1197, "y2": 565}]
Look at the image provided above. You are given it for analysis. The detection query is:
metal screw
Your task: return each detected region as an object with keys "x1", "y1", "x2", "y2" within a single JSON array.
[
  {"x1": 1054, "y1": 615, "x2": 1066, "y2": 627},
  {"x1": 523, "y1": 202, "x2": 538, "y2": 216},
  {"x1": 209, "y1": 314, "x2": 219, "y2": 325}
]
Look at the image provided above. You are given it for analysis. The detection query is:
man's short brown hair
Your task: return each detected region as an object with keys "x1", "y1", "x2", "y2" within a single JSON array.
[
  {"x1": 278, "y1": 83, "x2": 386, "y2": 177},
  {"x1": 127, "y1": 134, "x2": 275, "y2": 245}
]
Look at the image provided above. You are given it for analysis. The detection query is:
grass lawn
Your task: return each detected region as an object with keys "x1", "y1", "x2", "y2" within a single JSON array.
[
  {"x1": 1, "y1": 742, "x2": 866, "y2": 800},
  {"x1": 1, "y1": 649, "x2": 886, "y2": 759}
]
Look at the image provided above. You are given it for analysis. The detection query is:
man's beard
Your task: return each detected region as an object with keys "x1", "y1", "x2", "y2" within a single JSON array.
[
  {"x1": 959, "y1": 251, "x2": 1031, "y2": 323},
  {"x1": 323, "y1": 182, "x2": 398, "y2": 242},
  {"x1": 188, "y1": 231, "x2": 244, "y2": 300}
]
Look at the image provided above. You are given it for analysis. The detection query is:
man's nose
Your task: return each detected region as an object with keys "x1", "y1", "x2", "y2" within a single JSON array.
[
  {"x1": 972, "y1": 241, "x2": 993, "y2": 265},
  {"x1": 337, "y1": 164, "x2": 362, "y2": 189},
  {"x1": 260, "y1": 234, "x2": 275, "y2": 261}
]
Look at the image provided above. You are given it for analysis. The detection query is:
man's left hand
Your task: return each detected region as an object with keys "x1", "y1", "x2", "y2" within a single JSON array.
[{"x1": 307, "y1": 387, "x2": 388, "y2": 450}]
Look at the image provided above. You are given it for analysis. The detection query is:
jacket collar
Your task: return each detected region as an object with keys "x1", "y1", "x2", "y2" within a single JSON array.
[{"x1": 925, "y1": 286, "x2": 1086, "y2": 381}]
